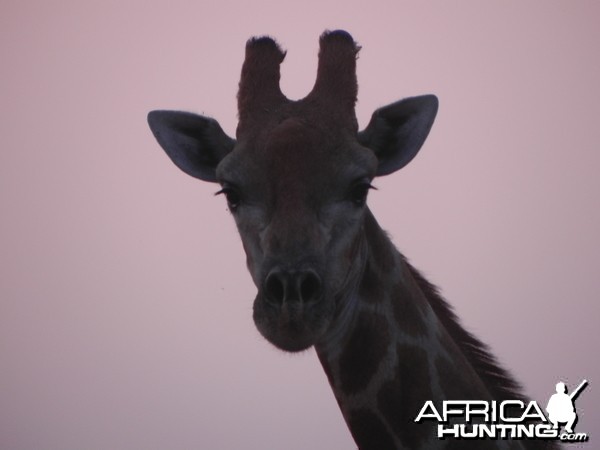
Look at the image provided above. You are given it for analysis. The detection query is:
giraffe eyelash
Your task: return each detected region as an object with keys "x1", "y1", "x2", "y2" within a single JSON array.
[
  {"x1": 350, "y1": 182, "x2": 377, "y2": 206},
  {"x1": 215, "y1": 186, "x2": 242, "y2": 211}
]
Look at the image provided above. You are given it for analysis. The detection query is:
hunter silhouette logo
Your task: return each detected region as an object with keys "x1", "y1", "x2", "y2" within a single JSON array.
[
  {"x1": 546, "y1": 379, "x2": 587, "y2": 434},
  {"x1": 415, "y1": 379, "x2": 589, "y2": 443}
]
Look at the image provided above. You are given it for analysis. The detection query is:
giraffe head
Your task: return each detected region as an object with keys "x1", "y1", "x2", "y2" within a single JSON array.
[{"x1": 148, "y1": 30, "x2": 438, "y2": 352}]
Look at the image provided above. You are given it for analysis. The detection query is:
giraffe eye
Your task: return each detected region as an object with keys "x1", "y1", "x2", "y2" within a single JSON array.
[
  {"x1": 349, "y1": 181, "x2": 375, "y2": 207},
  {"x1": 215, "y1": 186, "x2": 241, "y2": 211}
]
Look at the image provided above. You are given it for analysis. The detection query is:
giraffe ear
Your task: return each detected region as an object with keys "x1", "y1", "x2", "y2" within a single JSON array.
[
  {"x1": 148, "y1": 110, "x2": 235, "y2": 183},
  {"x1": 358, "y1": 95, "x2": 438, "y2": 176}
]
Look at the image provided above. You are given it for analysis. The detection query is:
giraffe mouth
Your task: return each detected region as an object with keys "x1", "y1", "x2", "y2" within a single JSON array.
[{"x1": 252, "y1": 291, "x2": 333, "y2": 352}]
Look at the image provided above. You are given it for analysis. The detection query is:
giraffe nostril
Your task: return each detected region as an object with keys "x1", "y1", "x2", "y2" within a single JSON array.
[
  {"x1": 265, "y1": 271, "x2": 286, "y2": 306},
  {"x1": 299, "y1": 271, "x2": 322, "y2": 304},
  {"x1": 264, "y1": 269, "x2": 322, "y2": 306}
]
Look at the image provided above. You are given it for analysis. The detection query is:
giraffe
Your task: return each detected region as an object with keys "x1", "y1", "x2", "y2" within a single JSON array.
[{"x1": 148, "y1": 31, "x2": 559, "y2": 450}]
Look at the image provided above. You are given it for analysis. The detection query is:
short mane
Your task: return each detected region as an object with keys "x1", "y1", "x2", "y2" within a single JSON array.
[{"x1": 405, "y1": 260, "x2": 560, "y2": 449}]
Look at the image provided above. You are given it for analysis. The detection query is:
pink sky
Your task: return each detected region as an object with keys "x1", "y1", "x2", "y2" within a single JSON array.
[{"x1": 1, "y1": 1, "x2": 598, "y2": 448}]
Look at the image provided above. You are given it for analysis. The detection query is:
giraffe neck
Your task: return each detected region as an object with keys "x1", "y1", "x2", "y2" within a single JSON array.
[{"x1": 314, "y1": 210, "x2": 525, "y2": 449}]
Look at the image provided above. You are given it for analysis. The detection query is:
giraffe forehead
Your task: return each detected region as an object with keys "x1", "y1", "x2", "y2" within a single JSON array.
[
  {"x1": 265, "y1": 119, "x2": 340, "y2": 176},
  {"x1": 235, "y1": 118, "x2": 377, "y2": 188}
]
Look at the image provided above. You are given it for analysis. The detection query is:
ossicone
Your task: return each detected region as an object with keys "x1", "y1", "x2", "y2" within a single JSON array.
[
  {"x1": 237, "y1": 36, "x2": 287, "y2": 124},
  {"x1": 307, "y1": 30, "x2": 360, "y2": 114}
]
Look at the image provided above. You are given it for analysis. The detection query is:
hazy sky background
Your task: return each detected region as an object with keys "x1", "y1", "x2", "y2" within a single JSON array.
[{"x1": 1, "y1": 1, "x2": 598, "y2": 449}]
